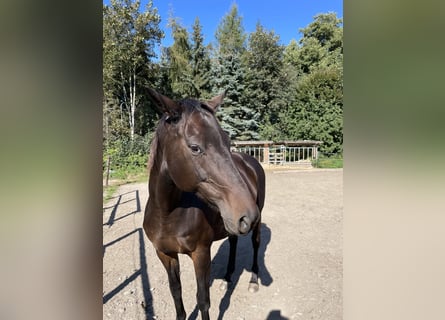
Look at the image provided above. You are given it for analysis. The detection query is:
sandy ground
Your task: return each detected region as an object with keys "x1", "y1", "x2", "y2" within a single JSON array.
[{"x1": 103, "y1": 168, "x2": 342, "y2": 320}]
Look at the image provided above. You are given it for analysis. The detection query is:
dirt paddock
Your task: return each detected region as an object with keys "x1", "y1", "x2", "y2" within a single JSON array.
[{"x1": 103, "y1": 168, "x2": 342, "y2": 320}]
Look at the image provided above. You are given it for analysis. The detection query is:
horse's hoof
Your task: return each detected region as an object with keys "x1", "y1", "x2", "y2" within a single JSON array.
[
  {"x1": 248, "y1": 282, "x2": 259, "y2": 293},
  {"x1": 219, "y1": 280, "x2": 229, "y2": 291}
]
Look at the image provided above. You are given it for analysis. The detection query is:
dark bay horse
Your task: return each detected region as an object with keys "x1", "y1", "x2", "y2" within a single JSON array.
[{"x1": 143, "y1": 89, "x2": 266, "y2": 320}]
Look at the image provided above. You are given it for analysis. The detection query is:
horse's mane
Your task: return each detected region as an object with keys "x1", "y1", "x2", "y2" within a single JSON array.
[{"x1": 147, "y1": 130, "x2": 159, "y2": 172}]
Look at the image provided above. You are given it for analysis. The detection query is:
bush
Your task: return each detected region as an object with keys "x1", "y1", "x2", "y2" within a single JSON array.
[
  {"x1": 103, "y1": 133, "x2": 152, "y2": 181},
  {"x1": 312, "y1": 153, "x2": 343, "y2": 168}
]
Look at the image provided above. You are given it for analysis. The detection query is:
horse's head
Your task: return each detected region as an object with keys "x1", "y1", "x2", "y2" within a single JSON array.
[{"x1": 148, "y1": 89, "x2": 259, "y2": 236}]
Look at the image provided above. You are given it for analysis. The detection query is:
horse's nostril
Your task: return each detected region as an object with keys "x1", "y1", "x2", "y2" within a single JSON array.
[{"x1": 239, "y1": 216, "x2": 251, "y2": 234}]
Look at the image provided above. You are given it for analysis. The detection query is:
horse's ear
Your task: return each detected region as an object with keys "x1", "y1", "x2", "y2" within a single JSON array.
[
  {"x1": 147, "y1": 88, "x2": 182, "y2": 116},
  {"x1": 205, "y1": 91, "x2": 226, "y2": 112}
]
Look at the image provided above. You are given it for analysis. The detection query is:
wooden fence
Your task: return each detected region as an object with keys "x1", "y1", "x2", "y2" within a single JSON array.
[{"x1": 231, "y1": 141, "x2": 321, "y2": 166}]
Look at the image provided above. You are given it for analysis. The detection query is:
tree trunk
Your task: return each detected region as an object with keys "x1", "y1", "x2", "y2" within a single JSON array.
[
  {"x1": 130, "y1": 70, "x2": 136, "y2": 140},
  {"x1": 120, "y1": 70, "x2": 131, "y2": 133}
]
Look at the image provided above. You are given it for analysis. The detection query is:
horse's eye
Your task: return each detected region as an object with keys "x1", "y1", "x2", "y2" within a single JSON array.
[{"x1": 189, "y1": 144, "x2": 203, "y2": 155}]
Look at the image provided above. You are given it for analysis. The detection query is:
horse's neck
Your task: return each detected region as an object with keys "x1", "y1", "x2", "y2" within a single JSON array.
[{"x1": 149, "y1": 162, "x2": 182, "y2": 213}]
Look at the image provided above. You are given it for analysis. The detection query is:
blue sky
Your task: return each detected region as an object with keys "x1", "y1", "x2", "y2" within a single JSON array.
[{"x1": 105, "y1": 0, "x2": 343, "y2": 48}]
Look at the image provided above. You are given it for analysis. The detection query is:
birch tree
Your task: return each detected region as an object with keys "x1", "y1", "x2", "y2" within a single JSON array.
[{"x1": 103, "y1": 0, "x2": 163, "y2": 140}]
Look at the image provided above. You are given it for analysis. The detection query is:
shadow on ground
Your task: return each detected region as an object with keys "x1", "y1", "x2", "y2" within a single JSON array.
[
  {"x1": 187, "y1": 223, "x2": 273, "y2": 320},
  {"x1": 103, "y1": 190, "x2": 156, "y2": 318}
]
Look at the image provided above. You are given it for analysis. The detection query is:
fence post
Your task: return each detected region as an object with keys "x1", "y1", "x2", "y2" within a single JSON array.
[
  {"x1": 105, "y1": 156, "x2": 111, "y2": 187},
  {"x1": 281, "y1": 145, "x2": 286, "y2": 165},
  {"x1": 264, "y1": 145, "x2": 269, "y2": 164}
]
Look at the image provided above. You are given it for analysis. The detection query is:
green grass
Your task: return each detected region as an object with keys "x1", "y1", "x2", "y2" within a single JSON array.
[
  {"x1": 103, "y1": 185, "x2": 118, "y2": 202},
  {"x1": 313, "y1": 157, "x2": 343, "y2": 168},
  {"x1": 103, "y1": 165, "x2": 148, "y2": 202}
]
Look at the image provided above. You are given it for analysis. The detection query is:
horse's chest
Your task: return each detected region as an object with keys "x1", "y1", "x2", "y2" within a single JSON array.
[
  {"x1": 146, "y1": 207, "x2": 214, "y2": 254},
  {"x1": 153, "y1": 234, "x2": 195, "y2": 254}
]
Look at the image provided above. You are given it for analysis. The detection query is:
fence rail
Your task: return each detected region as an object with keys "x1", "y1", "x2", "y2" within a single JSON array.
[
  {"x1": 234, "y1": 146, "x2": 267, "y2": 163},
  {"x1": 232, "y1": 145, "x2": 319, "y2": 166}
]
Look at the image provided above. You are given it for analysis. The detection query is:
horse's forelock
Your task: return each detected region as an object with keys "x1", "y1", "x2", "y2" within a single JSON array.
[
  {"x1": 181, "y1": 98, "x2": 215, "y2": 115},
  {"x1": 181, "y1": 98, "x2": 231, "y2": 149}
]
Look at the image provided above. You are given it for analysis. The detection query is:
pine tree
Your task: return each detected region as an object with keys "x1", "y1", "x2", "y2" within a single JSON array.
[
  {"x1": 212, "y1": 4, "x2": 256, "y2": 140},
  {"x1": 166, "y1": 17, "x2": 194, "y2": 98},
  {"x1": 242, "y1": 23, "x2": 288, "y2": 140},
  {"x1": 215, "y1": 5, "x2": 246, "y2": 56},
  {"x1": 155, "y1": 48, "x2": 174, "y2": 97},
  {"x1": 190, "y1": 17, "x2": 212, "y2": 99},
  {"x1": 212, "y1": 52, "x2": 256, "y2": 139}
]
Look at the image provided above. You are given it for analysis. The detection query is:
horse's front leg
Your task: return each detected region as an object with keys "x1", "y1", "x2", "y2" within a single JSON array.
[
  {"x1": 220, "y1": 235, "x2": 238, "y2": 290},
  {"x1": 156, "y1": 250, "x2": 186, "y2": 320},
  {"x1": 191, "y1": 248, "x2": 211, "y2": 320},
  {"x1": 248, "y1": 220, "x2": 261, "y2": 293}
]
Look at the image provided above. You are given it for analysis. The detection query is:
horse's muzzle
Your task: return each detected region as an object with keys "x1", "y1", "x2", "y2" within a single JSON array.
[
  {"x1": 219, "y1": 202, "x2": 259, "y2": 235},
  {"x1": 237, "y1": 207, "x2": 260, "y2": 235}
]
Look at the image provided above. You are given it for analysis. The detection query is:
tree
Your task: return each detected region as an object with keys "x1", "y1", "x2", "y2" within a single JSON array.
[
  {"x1": 166, "y1": 16, "x2": 213, "y2": 99},
  {"x1": 212, "y1": 4, "x2": 255, "y2": 140},
  {"x1": 212, "y1": 53, "x2": 254, "y2": 139},
  {"x1": 103, "y1": 0, "x2": 163, "y2": 141},
  {"x1": 190, "y1": 17, "x2": 212, "y2": 99},
  {"x1": 154, "y1": 47, "x2": 174, "y2": 97},
  {"x1": 283, "y1": 12, "x2": 343, "y2": 153},
  {"x1": 166, "y1": 17, "x2": 194, "y2": 98},
  {"x1": 242, "y1": 23, "x2": 288, "y2": 140},
  {"x1": 299, "y1": 12, "x2": 342, "y2": 52},
  {"x1": 290, "y1": 12, "x2": 343, "y2": 74},
  {"x1": 214, "y1": 4, "x2": 246, "y2": 56},
  {"x1": 284, "y1": 67, "x2": 343, "y2": 153}
]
